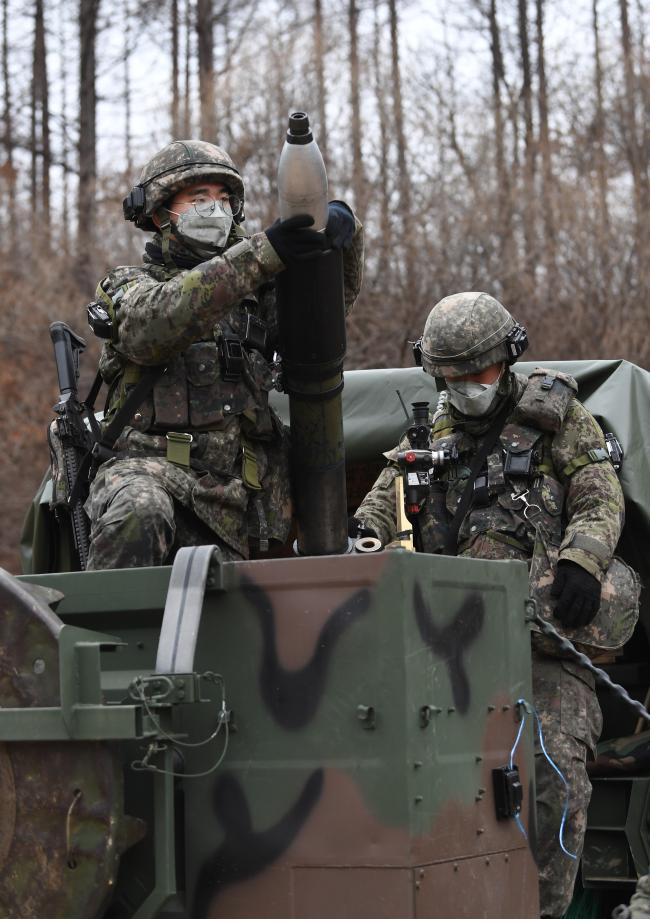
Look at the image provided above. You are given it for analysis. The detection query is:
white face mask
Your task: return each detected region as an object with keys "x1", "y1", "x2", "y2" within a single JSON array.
[
  {"x1": 168, "y1": 201, "x2": 234, "y2": 254},
  {"x1": 446, "y1": 370, "x2": 504, "y2": 417}
]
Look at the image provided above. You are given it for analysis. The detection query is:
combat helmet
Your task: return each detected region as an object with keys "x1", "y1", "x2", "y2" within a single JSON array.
[
  {"x1": 123, "y1": 140, "x2": 245, "y2": 232},
  {"x1": 417, "y1": 292, "x2": 528, "y2": 377}
]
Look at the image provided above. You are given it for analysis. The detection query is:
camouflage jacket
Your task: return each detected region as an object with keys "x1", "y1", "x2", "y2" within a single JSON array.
[
  {"x1": 356, "y1": 369, "x2": 624, "y2": 582},
  {"x1": 89, "y1": 218, "x2": 364, "y2": 556}
]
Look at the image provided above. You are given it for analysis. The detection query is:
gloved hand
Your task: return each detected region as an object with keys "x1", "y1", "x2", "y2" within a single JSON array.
[
  {"x1": 325, "y1": 201, "x2": 356, "y2": 250},
  {"x1": 265, "y1": 214, "x2": 327, "y2": 264},
  {"x1": 551, "y1": 560, "x2": 601, "y2": 628},
  {"x1": 348, "y1": 516, "x2": 378, "y2": 540}
]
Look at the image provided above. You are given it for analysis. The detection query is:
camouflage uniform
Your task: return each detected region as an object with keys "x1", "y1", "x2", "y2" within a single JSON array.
[
  {"x1": 613, "y1": 875, "x2": 650, "y2": 918},
  {"x1": 356, "y1": 293, "x2": 626, "y2": 919},
  {"x1": 85, "y1": 141, "x2": 363, "y2": 569}
]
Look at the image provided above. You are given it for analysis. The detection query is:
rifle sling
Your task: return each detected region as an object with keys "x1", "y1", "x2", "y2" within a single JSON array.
[
  {"x1": 443, "y1": 397, "x2": 513, "y2": 557},
  {"x1": 68, "y1": 366, "x2": 166, "y2": 508}
]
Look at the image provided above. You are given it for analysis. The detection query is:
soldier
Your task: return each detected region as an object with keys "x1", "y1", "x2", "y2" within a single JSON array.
[
  {"x1": 353, "y1": 292, "x2": 626, "y2": 919},
  {"x1": 84, "y1": 140, "x2": 363, "y2": 569}
]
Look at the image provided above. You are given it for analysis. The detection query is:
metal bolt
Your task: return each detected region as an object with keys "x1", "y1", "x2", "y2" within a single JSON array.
[
  {"x1": 447, "y1": 706, "x2": 456, "y2": 714},
  {"x1": 134, "y1": 412, "x2": 142, "y2": 422},
  {"x1": 485, "y1": 857, "x2": 490, "y2": 866},
  {"x1": 415, "y1": 881, "x2": 420, "y2": 890},
  {"x1": 33, "y1": 658, "x2": 45, "y2": 675},
  {"x1": 414, "y1": 795, "x2": 423, "y2": 804},
  {"x1": 224, "y1": 403, "x2": 231, "y2": 412},
  {"x1": 477, "y1": 827, "x2": 485, "y2": 835},
  {"x1": 504, "y1": 854, "x2": 509, "y2": 863},
  {"x1": 413, "y1": 761, "x2": 423, "y2": 769},
  {"x1": 136, "y1": 641, "x2": 145, "y2": 650},
  {"x1": 198, "y1": 363, "x2": 206, "y2": 371},
  {"x1": 453, "y1": 863, "x2": 459, "y2": 872},
  {"x1": 419, "y1": 869, "x2": 425, "y2": 878},
  {"x1": 502, "y1": 704, "x2": 511, "y2": 711},
  {"x1": 475, "y1": 755, "x2": 483, "y2": 763},
  {"x1": 177, "y1": 690, "x2": 185, "y2": 700},
  {"x1": 487, "y1": 704, "x2": 496, "y2": 712},
  {"x1": 175, "y1": 679, "x2": 185, "y2": 688}
]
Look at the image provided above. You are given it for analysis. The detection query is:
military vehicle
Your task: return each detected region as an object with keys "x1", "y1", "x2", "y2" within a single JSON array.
[{"x1": 0, "y1": 356, "x2": 646, "y2": 919}]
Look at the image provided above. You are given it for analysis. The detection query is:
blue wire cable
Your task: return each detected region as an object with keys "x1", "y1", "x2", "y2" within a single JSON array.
[{"x1": 510, "y1": 698, "x2": 577, "y2": 860}]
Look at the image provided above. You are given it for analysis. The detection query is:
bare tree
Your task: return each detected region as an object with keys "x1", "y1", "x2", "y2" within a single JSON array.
[
  {"x1": 314, "y1": 0, "x2": 328, "y2": 161},
  {"x1": 171, "y1": 0, "x2": 180, "y2": 136},
  {"x1": 183, "y1": 0, "x2": 193, "y2": 137},
  {"x1": 78, "y1": 0, "x2": 100, "y2": 281},
  {"x1": 535, "y1": 0, "x2": 555, "y2": 278},
  {"x1": 517, "y1": 0, "x2": 535, "y2": 280},
  {"x1": 1, "y1": 0, "x2": 16, "y2": 248},
  {"x1": 31, "y1": 0, "x2": 51, "y2": 245},
  {"x1": 348, "y1": 0, "x2": 365, "y2": 214},
  {"x1": 197, "y1": 0, "x2": 216, "y2": 140}
]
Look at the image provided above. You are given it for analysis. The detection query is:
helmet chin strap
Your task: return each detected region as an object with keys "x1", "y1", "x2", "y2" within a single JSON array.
[{"x1": 158, "y1": 217, "x2": 178, "y2": 272}]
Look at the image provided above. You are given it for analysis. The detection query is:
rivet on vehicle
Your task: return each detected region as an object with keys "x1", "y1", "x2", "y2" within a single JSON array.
[
  {"x1": 485, "y1": 857, "x2": 490, "y2": 866},
  {"x1": 477, "y1": 827, "x2": 485, "y2": 835},
  {"x1": 475, "y1": 755, "x2": 483, "y2": 763},
  {"x1": 487, "y1": 704, "x2": 496, "y2": 712},
  {"x1": 502, "y1": 704, "x2": 510, "y2": 711},
  {"x1": 414, "y1": 795, "x2": 423, "y2": 804},
  {"x1": 413, "y1": 761, "x2": 423, "y2": 769},
  {"x1": 419, "y1": 869, "x2": 425, "y2": 878},
  {"x1": 32, "y1": 658, "x2": 45, "y2": 675},
  {"x1": 453, "y1": 863, "x2": 459, "y2": 872},
  {"x1": 447, "y1": 706, "x2": 456, "y2": 714}
]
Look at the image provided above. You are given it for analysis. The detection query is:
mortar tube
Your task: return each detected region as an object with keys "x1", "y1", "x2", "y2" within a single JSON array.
[{"x1": 276, "y1": 246, "x2": 348, "y2": 556}]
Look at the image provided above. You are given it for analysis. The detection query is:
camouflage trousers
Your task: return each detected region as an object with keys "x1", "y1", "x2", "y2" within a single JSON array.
[
  {"x1": 533, "y1": 654, "x2": 602, "y2": 918},
  {"x1": 85, "y1": 460, "x2": 244, "y2": 570}
]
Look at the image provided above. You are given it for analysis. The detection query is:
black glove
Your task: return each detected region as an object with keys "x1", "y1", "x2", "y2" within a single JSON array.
[
  {"x1": 551, "y1": 560, "x2": 601, "y2": 628},
  {"x1": 265, "y1": 214, "x2": 327, "y2": 264},
  {"x1": 325, "y1": 201, "x2": 356, "y2": 250},
  {"x1": 348, "y1": 516, "x2": 378, "y2": 540}
]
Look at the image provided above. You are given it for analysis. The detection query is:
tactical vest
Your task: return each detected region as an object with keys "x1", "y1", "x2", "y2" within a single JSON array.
[
  {"x1": 97, "y1": 270, "x2": 278, "y2": 444},
  {"x1": 419, "y1": 369, "x2": 609, "y2": 556}
]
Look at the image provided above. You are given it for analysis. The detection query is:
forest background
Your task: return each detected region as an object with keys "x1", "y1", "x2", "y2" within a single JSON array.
[{"x1": 0, "y1": 0, "x2": 648, "y2": 571}]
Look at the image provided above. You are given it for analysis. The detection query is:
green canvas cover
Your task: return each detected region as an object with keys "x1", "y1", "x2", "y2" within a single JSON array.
[{"x1": 21, "y1": 360, "x2": 650, "y2": 622}]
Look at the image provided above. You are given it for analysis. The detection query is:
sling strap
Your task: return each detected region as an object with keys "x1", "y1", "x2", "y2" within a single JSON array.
[{"x1": 443, "y1": 398, "x2": 513, "y2": 556}]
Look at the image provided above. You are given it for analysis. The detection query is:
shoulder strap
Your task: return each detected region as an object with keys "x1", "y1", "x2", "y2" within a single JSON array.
[
  {"x1": 443, "y1": 398, "x2": 513, "y2": 556},
  {"x1": 67, "y1": 365, "x2": 167, "y2": 508}
]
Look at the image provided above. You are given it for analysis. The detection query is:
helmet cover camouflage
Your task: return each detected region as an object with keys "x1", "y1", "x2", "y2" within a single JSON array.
[
  {"x1": 130, "y1": 140, "x2": 245, "y2": 231},
  {"x1": 420, "y1": 291, "x2": 527, "y2": 377}
]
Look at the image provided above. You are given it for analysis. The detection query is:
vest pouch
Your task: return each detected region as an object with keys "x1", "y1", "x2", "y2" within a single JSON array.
[
  {"x1": 512, "y1": 368, "x2": 578, "y2": 433},
  {"x1": 153, "y1": 356, "x2": 189, "y2": 428},
  {"x1": 530, "y1": 531, "x2": 640, "y2": 657}
]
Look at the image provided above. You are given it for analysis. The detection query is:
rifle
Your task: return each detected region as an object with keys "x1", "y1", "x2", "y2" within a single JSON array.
[
  {"x1": 395, "y1": 400, "x2": 458, "y2": 551},
  {"x1": 50, "y1": 321, "x2": 93, "y2": 569}
]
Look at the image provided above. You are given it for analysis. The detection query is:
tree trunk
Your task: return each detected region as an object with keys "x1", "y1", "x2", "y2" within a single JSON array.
[
  {"x1": 314, "y1": 0, "x2": 328, "y2": 162},
  {"x1": 59, "y1": 0, "x2": 70, "y2": 256},
  {"x1": 348, "y1": 0, "x2": 365, "y2": 214},
  {"x1": 32, "y1": 0, "x2": 51, "y2": 245},
  {"x1": 517, "y1": 0, "x2": 535, "y2": 278},
  {"x1": 183, "y1": 0, "x2": 192, "y2": 136},
  {"x1": 619, "y1": 0, "x2": 649, "y2": 232},
  {"x1": 592, "y1": 0, "x2": 610, "y2": 234},
  {"x1": 535, "y1": 0, "x2": 556, "y2": 280},
  {"x1": 372, "y1": 0, "x2": 390, "y2": 251},
  {"x1": 78, "y1": 0, "x2": 100, "y2": 279},
  {"x1": 171, "y1": 0, "x2": 180, "y2": 136},
  {"x1": 487, "y1": 0, "x2": 514, "y2": 290},
  {"x1": 123, "y1": 0, "x2": 132, "y2": 175},
  {"x1": 197, "y1": 0, "x2": 216, "y2": 141},
  {"x1": 0, "y1": 0, "x2": 15, "y2": 247},
  {"x1": 388, "y1": 0, "x2": 416, "y2": 356}
]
